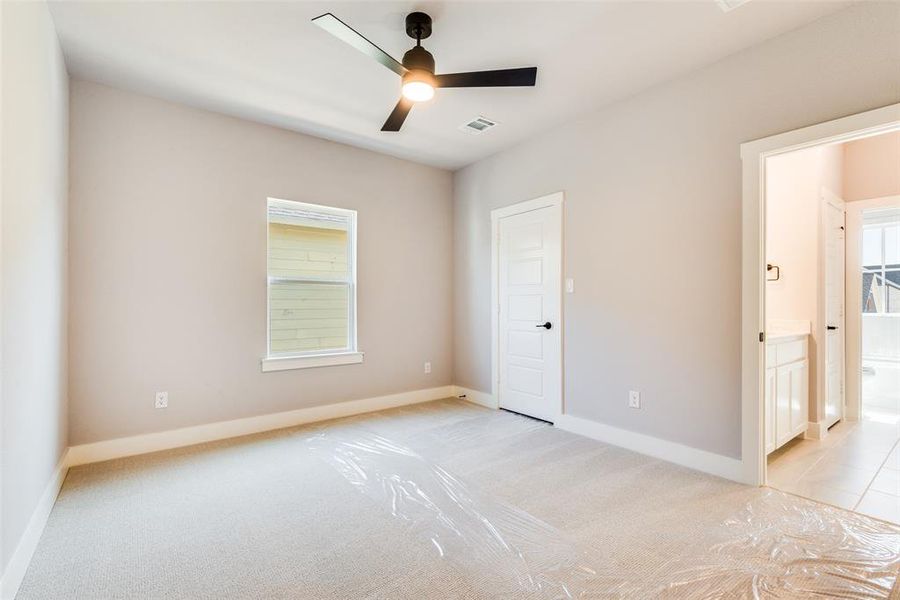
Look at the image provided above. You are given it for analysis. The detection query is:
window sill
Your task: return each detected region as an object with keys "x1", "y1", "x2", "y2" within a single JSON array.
[{"x1": 261, "y1": 352, "x2": 364, "y2": 372}]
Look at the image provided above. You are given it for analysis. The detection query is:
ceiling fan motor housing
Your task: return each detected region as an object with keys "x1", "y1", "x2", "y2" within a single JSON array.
[{"x1": 402, "y1": 46, "x2": 435, "y2": 73}]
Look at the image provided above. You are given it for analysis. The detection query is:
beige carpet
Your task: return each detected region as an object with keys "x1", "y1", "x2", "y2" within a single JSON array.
[{"x1": 18, "y1": 399, "x2": 900, "y2": 599}]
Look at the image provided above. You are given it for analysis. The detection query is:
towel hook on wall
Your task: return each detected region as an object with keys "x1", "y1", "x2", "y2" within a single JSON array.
[{"x1": 766, "y1": 263, "x2": 781, "y2": 282}]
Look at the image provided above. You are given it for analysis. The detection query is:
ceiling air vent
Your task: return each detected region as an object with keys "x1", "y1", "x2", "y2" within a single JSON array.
[{"x1": 459, "y1": 116, "x2": 498, "y2": 135}]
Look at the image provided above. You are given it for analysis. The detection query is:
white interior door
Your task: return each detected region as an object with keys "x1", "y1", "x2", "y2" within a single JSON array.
[
  {"x1": 824, "y1": 192, "x2": 845, "y2": 427},
  {"x1": 497, "y1": 203, "x2": 561, "y2": 422}
]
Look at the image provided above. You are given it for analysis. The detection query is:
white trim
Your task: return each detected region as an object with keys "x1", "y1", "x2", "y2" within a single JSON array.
[
  {"x1": 0, "y1": 450, "x2": 69, "y2": 600},
  {"x1": 490, "y1": 193, "x2": 565, "y2": 221},
  {"x1": 68, "y1": 386, "x2": 454, "y2": 466},
  {"x1": 555, "y1": 414, "x2": 744, "y2": 482},
  {"x1": 741, "y1": 102, "x2": 900, "y2": 486},
  {"x1": 452, "y1": 385, "x2": 498, "y2": 409},
  {"x1": 490, "y1": 192, "x2": 565, "y2": 419},
  {"x1": 740, "y1": 104, "x2": 900, "y2": 161},
  {"x1": 261, "y1": 351, "x2": 363, "y2": 372},
  {"x1": 846, "y1": 195, "x2": 900, "y2": 421}
]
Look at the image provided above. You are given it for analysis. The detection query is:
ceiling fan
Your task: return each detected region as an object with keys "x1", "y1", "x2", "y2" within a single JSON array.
[{"x1": 312, "y1": 11, "x2": 537, "y2": 132}]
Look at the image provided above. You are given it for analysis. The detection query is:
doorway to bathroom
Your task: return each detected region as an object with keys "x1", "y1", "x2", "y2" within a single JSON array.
[{"x1": 761, "y1": 131, "x2": 900, "y2": 524}]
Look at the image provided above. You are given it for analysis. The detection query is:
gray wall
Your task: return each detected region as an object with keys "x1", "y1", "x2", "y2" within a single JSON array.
[
  {"x1": 453, "y1": 2, "x2": 900, "y2": 459},
  {"x1": 0, "y1": 0, "x2": 69, "y2": 577},
  {"x1": 68, "y1": 81, "x2": 453, "y2": 445}
]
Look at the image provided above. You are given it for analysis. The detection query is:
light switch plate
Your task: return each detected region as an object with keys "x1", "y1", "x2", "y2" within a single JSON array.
[{"x1": 566, "y1": 278, "x2": 574, "y2": 293}]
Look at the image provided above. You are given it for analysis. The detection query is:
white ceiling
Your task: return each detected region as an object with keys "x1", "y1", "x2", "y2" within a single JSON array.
[{"x1": 48, "y1": 1, "x2": 854, "y2": 170}]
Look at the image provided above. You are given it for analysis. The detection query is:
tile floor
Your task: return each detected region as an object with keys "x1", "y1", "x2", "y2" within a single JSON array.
[{"x1": 768, "y1": 408, "x2": 900, "y2": 524}]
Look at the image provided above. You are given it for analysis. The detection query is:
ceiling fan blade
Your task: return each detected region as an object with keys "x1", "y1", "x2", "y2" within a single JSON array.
[
  {"x1": 312, "y1": 13, "x2": 407, "y2": 77},
  {"x1": 436, "y1": 67, "x2": 537, "y2": 88},
  {"x1": 381, "y1": 98, "x2": 413, "y2": 132}
]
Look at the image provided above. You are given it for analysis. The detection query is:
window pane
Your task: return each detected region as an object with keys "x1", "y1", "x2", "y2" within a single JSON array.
[
  {"x1": 862, "y1": 227, "x2": 882, "y2": 268},
  {"x1": 268, "y1": 222, "x2": 348, "y2": 280},
  {"x1": 866, "y1": 273, "x2": 887, "y2": 313},
  {"x1": 886, "y1": 270, "x2": 900, "y2": 313},
  {"x1": 266, "y1": 198, "x2": 356, "y2": 358},
  {"x1": 885, "y1": 225, "x2": 900, "y2": 267},
  {"x1": 269, "y1": 281, "x2": 349, "y2": 353},
  {"x1": 862, "y1": 270, "x2": 880, "y2": 313}
]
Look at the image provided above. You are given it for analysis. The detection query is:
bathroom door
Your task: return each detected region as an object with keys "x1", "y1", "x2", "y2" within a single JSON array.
[{"x1": 824, "y1": 191, "x2": 845, "y2": 427}]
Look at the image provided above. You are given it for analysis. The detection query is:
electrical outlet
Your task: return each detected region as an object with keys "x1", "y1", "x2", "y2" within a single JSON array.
[
  {"x1": 628, "y1": 390, "x2": 641, "y2": 409},
  {"x1": 424, "y1": 362, "x2": 432, "y2": 374},
  {"x1": 155, "y1": 391, "x2": 168, "y2": 409}
]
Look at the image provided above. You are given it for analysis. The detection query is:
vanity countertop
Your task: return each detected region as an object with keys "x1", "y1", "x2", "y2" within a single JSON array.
[
  {"x1": 766, "y1": 331, "x2": 809, "y2": 344},
  {"x1": 766, "y1": 319, "x2": 811, "y2": 344}
]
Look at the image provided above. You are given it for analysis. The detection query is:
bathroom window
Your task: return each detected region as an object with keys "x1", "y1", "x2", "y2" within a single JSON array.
[{"x1": 862, "y1": 217, "x2": 900, "y2": 314}]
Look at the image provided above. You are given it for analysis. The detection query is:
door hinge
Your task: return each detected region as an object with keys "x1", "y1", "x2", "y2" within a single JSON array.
[{"x1": 759, "y1": 332, "x2": 765, "y2": 343}]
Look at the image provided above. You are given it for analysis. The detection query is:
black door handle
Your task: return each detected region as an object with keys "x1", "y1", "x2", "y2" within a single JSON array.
[
  {"x1": 536, "y1": 322, "x2": 552, "y2": 330},
  {"x1": 827, "y1": 325, "x2": 838, "y2": 330}
]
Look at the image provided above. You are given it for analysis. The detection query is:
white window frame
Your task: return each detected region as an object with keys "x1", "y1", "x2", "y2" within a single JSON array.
[
  {"x1": 261, "y1": 198, "x2": 362, "y2": 372},
  {"x1": 862, "y1": 217, "x2": 900, "y2": 315}
]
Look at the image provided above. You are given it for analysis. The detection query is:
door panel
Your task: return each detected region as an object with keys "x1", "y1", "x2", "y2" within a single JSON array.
[
  {"x1": 824, "y1": 196, "x2": 845, "y2": 427},
  {"x1": 508, "y1": 330, "x2": 542, "y2": 359},
  {"x1": 508, "y1": 259, "x2": 542, "y2": 285},
  {"x1": 508, "y1": 295, "x2": 542, "y2": 320},
  {"x1": 498, "y1": 204, "x2": 561, "y2": 422}
]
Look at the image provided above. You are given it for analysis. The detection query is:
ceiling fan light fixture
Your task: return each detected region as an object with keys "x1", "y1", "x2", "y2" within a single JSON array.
[
  {"x1": 402, "y1": 81, "x2": 434, "y2": 102},
  {"x1": 402, "y1": 69, "x2": 437, "y2": 102},
  {"x1": 401, "y1": 69, "x2": 436, "y2": 102}
]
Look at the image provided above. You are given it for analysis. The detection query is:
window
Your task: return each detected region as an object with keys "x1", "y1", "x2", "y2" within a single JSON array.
[
  {"x1": 862, "y1": 209, "x2": 900, "y2": 315},
  {"x1": 262, "y1": 198, "x2": 361, "y2": 371}
]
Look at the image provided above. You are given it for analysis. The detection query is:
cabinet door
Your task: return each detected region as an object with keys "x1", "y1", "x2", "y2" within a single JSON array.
[
  {"x1": 789, "y1": 360, "x2": 809, "y2": 436},
  {"x1": 776, "y1": 367, "x2": 792, "y2": 447},
  {"x1": 765, "y1": 367, "x2": 777, "y2": 454}
]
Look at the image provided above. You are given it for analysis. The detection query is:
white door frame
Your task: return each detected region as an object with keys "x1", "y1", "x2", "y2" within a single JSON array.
[
  {"x1": 491, "y1": 192, "x2": 565, "y2": 418},
  {"x1": 845, "y1": 194, "x2": 900, "y2": 421},
  {"x1": 740, "y1": 103, "x2": 900, "y2": 486}
]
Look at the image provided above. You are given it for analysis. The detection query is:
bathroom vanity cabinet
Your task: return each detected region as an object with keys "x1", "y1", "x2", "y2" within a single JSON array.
[{"x1": 765, "y1": 333, "x2": 809, "y2": 454}]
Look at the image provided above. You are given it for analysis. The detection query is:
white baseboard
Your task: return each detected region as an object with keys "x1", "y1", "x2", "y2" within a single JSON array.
[
  {"x1": 0, "y1": 450, "x2": 69, "y2": 600},
  {"x1": 555, "y1": 414, "x2": 744, "y2": 483},
  {"x1": 452, "y1": 386, "x2": 498, "y2": 409},
  {"x1": 68, "y1": 385, "x2": 455, "y2": 466}
]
